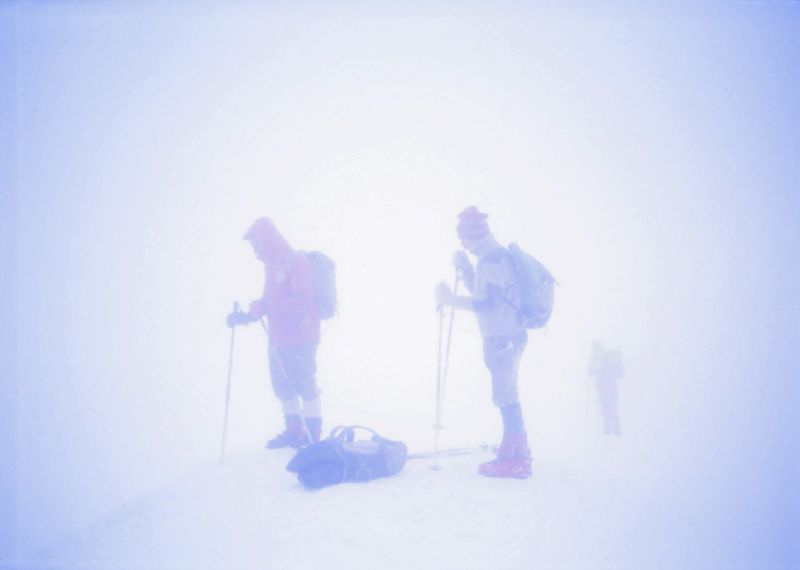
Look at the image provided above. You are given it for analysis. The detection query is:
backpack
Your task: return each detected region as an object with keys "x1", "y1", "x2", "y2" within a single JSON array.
[
  {"x1": 506, "y1": 242, "x2": 556, "y2": 329},
  {"x1": 286, "y1": 425, "x2": 408, "y2": 490},
  {"x1": 300, "y1": 251, "x2": 337, "y2": 319}
]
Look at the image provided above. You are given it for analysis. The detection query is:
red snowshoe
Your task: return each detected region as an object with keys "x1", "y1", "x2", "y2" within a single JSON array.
[{"x1": 478, "y1": 431, "x2": 532, "y2": 479}]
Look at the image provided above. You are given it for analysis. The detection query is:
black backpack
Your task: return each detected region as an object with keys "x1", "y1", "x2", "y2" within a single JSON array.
[{"x1": 286, "y1": 425, "x2": 407, "y2": 490}]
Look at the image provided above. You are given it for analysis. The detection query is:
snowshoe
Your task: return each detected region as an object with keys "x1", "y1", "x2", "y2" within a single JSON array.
[
  {"x1": 478, "y1": 456, "x2": 532, "y2": 479},
  {"x1": 478, "y1": 430, "x2": 532, "y2": 479}
]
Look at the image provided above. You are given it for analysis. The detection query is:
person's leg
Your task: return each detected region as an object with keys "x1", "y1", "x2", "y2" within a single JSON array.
[
  {"x1": 598, "y1": 377, "x2": 619, "y2": 436},
  {"x1": 486, "y1": 334, "x2": 527, "y2": 413},
  {"x1": 594, "y1": 381, "x2": 607, "y2": 433},
  {"x1": 265, "y1": 345, "x2": 310, "y2": 449},
  {"x1": 480, "y1": 332, "x2": 531, "y2": 478},
  {"x1": 302, "y1": 397, "x2": 323, "y2": 443},
  {"x1": 285, "y1": 342, "x2": 323, "y2": 443},
  {"x1": 609, "y1": 379, "x2": 622, "y2": 436},
  {"x1": 611, "y1": 409, "x2": 622, "y2": 436},
  {"x1": 601, "y1": 405, "x2": 613, "y2": 434}
]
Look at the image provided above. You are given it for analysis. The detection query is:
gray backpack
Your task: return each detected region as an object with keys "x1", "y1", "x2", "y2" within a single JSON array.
[
  {"x1": 506, "y1": 243, "x2": 556, "y2": 329},
  {"x1": 300, "y1": 251, "x2": 337, "y2": 319}
]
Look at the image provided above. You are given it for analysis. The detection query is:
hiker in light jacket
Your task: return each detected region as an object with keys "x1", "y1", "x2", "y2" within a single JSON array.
[{"x1": 435, "y1": 206, "x2": 532, "y2": 479}]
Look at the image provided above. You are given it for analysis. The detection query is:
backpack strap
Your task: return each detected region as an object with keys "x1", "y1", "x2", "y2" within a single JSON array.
[
  {"x1": 491, "y1": 246, "x2": 525, "y2": 319},
  {"x1": 328, "y1": 425, "x2": 384, "y2": 443},
  {"x1": 328, "y1": 425, "x2": 355, "y2": 442}
]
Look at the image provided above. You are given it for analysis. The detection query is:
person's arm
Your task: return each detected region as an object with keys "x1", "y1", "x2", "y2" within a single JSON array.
[
  {"x1": 470, "y1": 260, "x2": 507, "y2": 313},
  {"x1": 436, "y1": 285, "x2": 473, "y2": 311},
  {"x1": 453, "y1": 251, "x2": 475, "y2": 293},
  {"x1": 437, "y1": 260, "x2": 506, "y2": 312},
  {"x1": 470, "y1": 283, "x2": 505, "y2": 313}
]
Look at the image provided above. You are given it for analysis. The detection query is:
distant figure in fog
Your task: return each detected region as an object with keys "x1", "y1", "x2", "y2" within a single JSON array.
[
  {"x1": 435, "y1": 206, "x2": 532, "y2": 479},
  {"x1": 587, "y1": 340, "x2": 623, "y2": 436},
  {"x1": 226, "y1": 217, "x2": 324, "y2": 449}
]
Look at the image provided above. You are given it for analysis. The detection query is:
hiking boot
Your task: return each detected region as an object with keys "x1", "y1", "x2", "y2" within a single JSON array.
[
  {"x1": 266, "y1": 415, "x2": 310, "y2": 449},
  {"x1": 478, "y1": 430, "x2": 532, "y2": 479}
]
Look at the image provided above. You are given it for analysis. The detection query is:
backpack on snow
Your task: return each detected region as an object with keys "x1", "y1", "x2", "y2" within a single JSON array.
[
  {"x1": 506, "y1": 242, "x2": 557, "y2": 329},
  {"x1": 286, "y1": 425, "x2": 407, "y2": 490},
  {"x1": 299, "y1": 250, "x2": 337, "y2": 319}
]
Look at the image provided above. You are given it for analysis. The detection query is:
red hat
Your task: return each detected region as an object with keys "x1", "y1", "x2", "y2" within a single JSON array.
[{"x1": 457, "y1": 206, "x2": 490, "y2": 241}]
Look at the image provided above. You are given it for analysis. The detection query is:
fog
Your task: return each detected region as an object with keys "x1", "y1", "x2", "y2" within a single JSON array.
[{"x1": 2, "y1": 2, "x2": 798, "y2": 566}]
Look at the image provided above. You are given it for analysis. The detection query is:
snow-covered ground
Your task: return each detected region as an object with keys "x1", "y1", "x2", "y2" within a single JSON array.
[
  {"x1": 28, "y1": 422, "x2": 790, "y2": 570},
  {"x1": 28, "y1": 438, "x2": 652, "y2": 570}
]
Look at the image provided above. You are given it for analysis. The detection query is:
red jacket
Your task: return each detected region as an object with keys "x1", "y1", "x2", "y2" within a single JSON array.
[{"x1": 250, "y1": 251, "x2": 320, "y2": 346}]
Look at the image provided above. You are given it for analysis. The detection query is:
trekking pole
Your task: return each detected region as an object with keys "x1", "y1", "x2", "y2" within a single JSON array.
[
  {"x1": 433, "y1": 302, "x2": 445, "y2": 470},
  {"x1": 409, "y1": 443, "x2": 494, "y2": 460},
  {"x1": 440, "y1": 273, "x2": 460, "y2": 408},
  {"x1": 432, "y1": 271, "x2": 460, "y2": 470},
  {"x1": 219, "y1": 302, "x2": 240, "y2": 464}
]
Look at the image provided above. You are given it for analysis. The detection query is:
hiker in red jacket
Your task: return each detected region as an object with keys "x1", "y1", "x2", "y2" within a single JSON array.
[{"x1": 227, "y1": 217, "x2": 323, "y2": 448}]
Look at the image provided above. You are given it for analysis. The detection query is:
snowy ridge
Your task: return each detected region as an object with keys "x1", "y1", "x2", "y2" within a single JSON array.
[
  {"x1": 28, "y1": 428, "x2": 790, "y2": 570},
  {"x1": 31, "y1": 439, "x2": 644, "y2": 570}
]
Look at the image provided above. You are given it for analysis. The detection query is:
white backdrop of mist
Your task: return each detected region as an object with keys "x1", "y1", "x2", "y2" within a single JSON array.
[{"x1": 4, "y1": 1, "x2": 799, "y2": 563}]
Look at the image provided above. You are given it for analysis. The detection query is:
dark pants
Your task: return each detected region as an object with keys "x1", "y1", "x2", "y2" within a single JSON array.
[
  {"x1": 483, "y1": 331, "x2": 528, "y2": 408},
  {"x1": 268, "y1": 342, "x2": 319, "y2": 402},
  {"x1": 595, "y1": 377, "x2": 621, "y2": 435}
]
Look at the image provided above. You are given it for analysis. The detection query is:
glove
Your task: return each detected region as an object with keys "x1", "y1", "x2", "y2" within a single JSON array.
[
  {"x1": 435, "y1": 282, "x2": 455, "y2": 306},
  {"x1": 227, "y1": 310, "x2": 254, "y2": 328},
  {"x1": 248, "y1": 300, "x2": 266, "y2": 318},
  {"x1": 452, "y1": 250, "x2": 473, "y2": 274}
]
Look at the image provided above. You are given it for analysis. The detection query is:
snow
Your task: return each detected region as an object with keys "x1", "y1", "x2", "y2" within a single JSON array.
[
  {"x1": 31, "y1": 439, "x2": 631, "y2": 570},
  {"x1": 25, "y1": 423, "x2": 791, "y2": 570}
]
